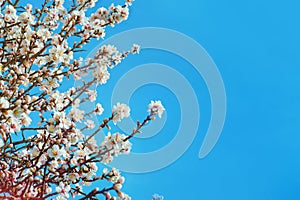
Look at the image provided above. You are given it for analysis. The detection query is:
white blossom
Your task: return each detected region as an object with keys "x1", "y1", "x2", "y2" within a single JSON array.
[
  {"x1": 86, "y1": 89, "x2": 97, "y2": 102},
  {"x1": 85, "y1": 119, "x2": 95, "y2": 129},
  {"x1": 56, "y1": 182, "x2": 71, "y2": 198},
  {"x1": 18, "y1": 12, "x2": 34, "y2": 26},
  {"x1": 148, "y1": 100, "x2": 165, "y2": 118},
  {"x1": 69, "y1": 107, "x2": 84, "y2": 122},
  {"x1": 0, "y1": 139, "x2": 4, "y2": 148},
  {"x1": 47, "y1": 145, "x2": 65, "y2": 160},
  {"x1": 131, "y1": 44, "x2": 140, "y2": 54},
  {"x1": 93, "y1": 66, "x2": 110, "y2": 85},
  {"x1": 100, "y1": 132, "x2": 132, "y2": 163},
  {"x1": 112, "y1": 103, "x2": 130, "y2": 124},
  {"x1": 21, "y1": 113, "x2": 32, "y2": 127},
  {"x1": 95, "y1": 103, "x2": 104, "y2": 115},
  {"x1": 152, "y1": 194, "x2": 164, "y2": 200},
  {"x1": 0, "y1": 97, "x2": 9, "y2": 109},
  {"x1": 125, "y1": 0, "x2": 135, "y2": 6}
]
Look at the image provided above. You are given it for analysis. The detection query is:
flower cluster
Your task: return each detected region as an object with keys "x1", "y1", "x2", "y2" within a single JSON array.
[
  {"x1": 148, "y1": 100, "x2": 165, "y2": 118},
  {"x1": 100, "y1": 132, "x2": 132, "y2": 163},
  {"x1": 152, "y1": 194, "x2": 164, "y2": 200},
  {"x1": 112, "y1": 103, "x2": 131, "y2": 124},
  {"x1": 0, "y1": 0, "x2": 165, "y2": 199}
]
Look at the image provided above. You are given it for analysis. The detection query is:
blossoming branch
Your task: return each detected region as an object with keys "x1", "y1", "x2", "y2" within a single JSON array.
[{"x1": 0, "y1": 0, "x2": 165, "y2": 199}]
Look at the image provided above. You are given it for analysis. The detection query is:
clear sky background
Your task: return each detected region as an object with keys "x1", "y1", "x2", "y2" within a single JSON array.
[
  {"x1": 26, "y1": 0, "x2": 300, "y2": 199},
  {"x1": 97, "y1": 0, "x2": 300, "y2": 199}
]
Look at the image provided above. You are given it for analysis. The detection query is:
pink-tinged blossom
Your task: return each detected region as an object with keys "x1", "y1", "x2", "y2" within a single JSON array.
[{"x1": 56, "y1": 182, "x2": 71, "y2": 198}]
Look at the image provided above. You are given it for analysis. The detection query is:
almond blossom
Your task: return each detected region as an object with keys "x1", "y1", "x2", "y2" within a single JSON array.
[
  {"x1": 0, "y1": 0, "x2": 165, "y2": 199},
  {"x1": 112, "y1": 103, "x2": 131, "y2": 124},
  {"x1": 148, "y1": 100, "x2": 165, "y2": 118}
]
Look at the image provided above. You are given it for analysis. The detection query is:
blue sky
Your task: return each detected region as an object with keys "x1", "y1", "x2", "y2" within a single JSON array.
[
  {"x1": 97, "y1": 0, "x2": 300, "y2": 199},
  {"x1": 23, "y1": 0, "x2": 300, "y2": 199}
]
